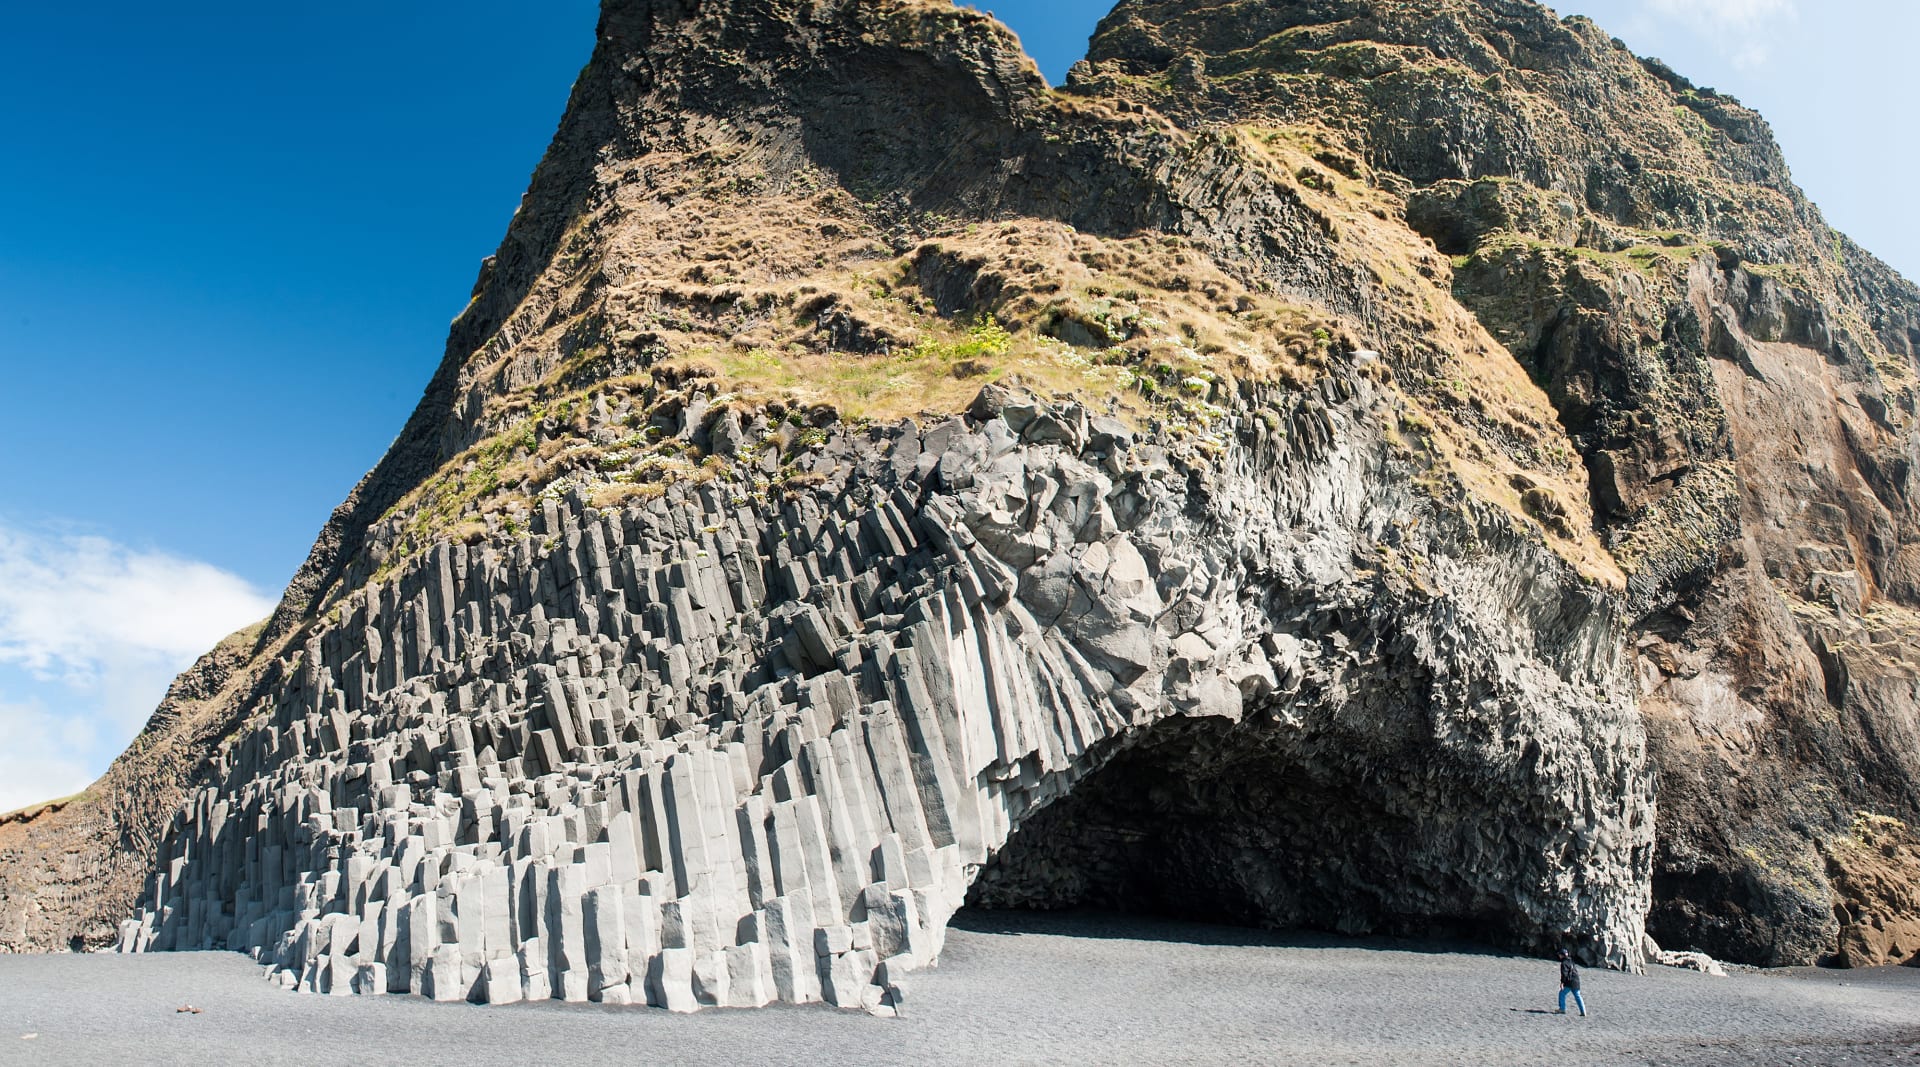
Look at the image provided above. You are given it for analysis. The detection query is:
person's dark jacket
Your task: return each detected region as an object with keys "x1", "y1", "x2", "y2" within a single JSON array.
[{"x1": 1560, "y1": 959, "x2": 1581, "y2": 990}]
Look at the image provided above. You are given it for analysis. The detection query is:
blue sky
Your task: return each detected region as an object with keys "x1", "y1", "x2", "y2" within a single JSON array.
[{"x1": 0, "y1": 0, "x2": 1912, "y2": 811}]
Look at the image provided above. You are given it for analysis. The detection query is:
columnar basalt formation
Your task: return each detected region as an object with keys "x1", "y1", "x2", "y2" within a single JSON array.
[
  {"x1": 4, "y1": 0, "x2": 1919, "y2": 999},
  {"x1": 112, "y1": 375, "x2": 1648, "y2": 1006}
]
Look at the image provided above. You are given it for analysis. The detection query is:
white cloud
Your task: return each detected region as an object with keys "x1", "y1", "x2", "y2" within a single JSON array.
[
  {"x1": 0, "y1": 520, "x2": 275, "y2": 812},
  {"x1": 0, "y1": 522, "x2": 274, "y2": 682},
  {"x1": 1644, "y1": 0, "x2": 1796, "y2": 68},
  {"x1": 0, "y1": 695, "x2": 98, "y2": 814}
]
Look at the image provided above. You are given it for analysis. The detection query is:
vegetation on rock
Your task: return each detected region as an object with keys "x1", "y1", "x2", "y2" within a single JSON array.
[{"x1": 5, "y1": 0, "x2": 1919, "y2": 978}]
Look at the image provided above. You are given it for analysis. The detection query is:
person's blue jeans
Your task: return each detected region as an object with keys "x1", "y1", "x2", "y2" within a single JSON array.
[{"x1": 1559, "y1": 987, "x2": 1587, "y2": 1015}]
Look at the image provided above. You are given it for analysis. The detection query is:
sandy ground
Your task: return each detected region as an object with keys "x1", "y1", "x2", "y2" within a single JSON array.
[{"x1": 1, "y1": 911, "x2": 1914, "y2": 1066}]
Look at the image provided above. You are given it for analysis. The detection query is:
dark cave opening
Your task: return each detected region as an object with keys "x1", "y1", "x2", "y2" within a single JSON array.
[{"x1": 963, "y1": 714, "x2": 1546, "y2": 952}]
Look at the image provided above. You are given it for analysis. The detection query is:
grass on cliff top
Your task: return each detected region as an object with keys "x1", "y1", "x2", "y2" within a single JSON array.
[
  {"x1": 369, "y1": 391, "x2": 704, "y2": 577},
  {"x1": 360, "y1": 217, "x2": 1349, "y2": 578},
  {"x1": 661, "y1": 318, "x2": 1140, "y2": 424},
  {"x1": 372, "y1": 420, "x2": 541, "y2": 571},
  {"x1": 389, "y1": 116, "x2": 1626, "y2": 588},
  {"x1": 0, "y1": 791, "x2": 91, "y2": 824},
  {"x1": 1460, "y1": 230, "x2": 1709, "y2": 281},
  {"x1": 644, "y1": 219, "x2": 1345, "y2": 425}
]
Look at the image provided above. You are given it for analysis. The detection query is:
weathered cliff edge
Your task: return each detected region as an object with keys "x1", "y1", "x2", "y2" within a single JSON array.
[
  {"x1": 1080, "y1": 0, "x2": 1920, "y2": 968},
  {"x1": 2, "y1": 0, "x2": 1915, "y2": 1002}
]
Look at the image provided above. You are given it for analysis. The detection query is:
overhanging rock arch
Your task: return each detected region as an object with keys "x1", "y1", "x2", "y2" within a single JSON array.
[{"x1": 119, "y1": 372, "x2": 1652, "y2": 1009}]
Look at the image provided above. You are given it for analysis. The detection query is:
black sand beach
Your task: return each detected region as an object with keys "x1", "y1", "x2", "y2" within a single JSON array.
[{"x1": 3, "y1": 911, "x2": 1913, "y2": 1066}]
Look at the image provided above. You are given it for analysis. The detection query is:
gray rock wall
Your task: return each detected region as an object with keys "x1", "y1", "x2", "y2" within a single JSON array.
[{"x1": 119, "y1": 369, "x2": 1652, "y2": 1008}]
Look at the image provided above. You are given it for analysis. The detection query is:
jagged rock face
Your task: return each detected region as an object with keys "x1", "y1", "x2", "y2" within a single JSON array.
[
  {"x1": 1082, "y1": 0, "x2": 1920, "y2": 966},
  {"x1": 1085, "y1": 0, "x2": 1816, "y2": 258},
  {"x1": 2, "y1": 0, "x2": 1915, "y2": 992}
]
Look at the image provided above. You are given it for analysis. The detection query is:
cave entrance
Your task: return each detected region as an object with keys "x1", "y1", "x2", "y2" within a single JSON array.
[{"x1": 964, "y1": 714, "x2": 1538, "y2": 949}]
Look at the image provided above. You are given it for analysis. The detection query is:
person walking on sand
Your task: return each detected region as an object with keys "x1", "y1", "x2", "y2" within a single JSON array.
[{"x1": 1556, "y1": 949, "x2": 1587, "y2": 1017}]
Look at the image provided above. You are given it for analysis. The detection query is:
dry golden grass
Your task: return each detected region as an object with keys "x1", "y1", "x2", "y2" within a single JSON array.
[
  {"x1": 0, "y1": 792, "x2": 89, "y2": 825},
  {"x1": 393, "y1": 94, "x2": 1625, "y2": 586}
]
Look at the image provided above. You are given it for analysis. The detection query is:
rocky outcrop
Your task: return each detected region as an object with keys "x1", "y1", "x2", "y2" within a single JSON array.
[
  {"x1": 111, "y1": 374, "x2": 1648, "y2": 1006},
  {"x1": 1081, "y1": 0, "x2": 1920, "y2": 969},
  {"x1": 6, "y1": 0, "x2": 1919, "y2": 1001},
  {"x1": 1822, "y1": 814, "x2": 1920, "y2": 969}
]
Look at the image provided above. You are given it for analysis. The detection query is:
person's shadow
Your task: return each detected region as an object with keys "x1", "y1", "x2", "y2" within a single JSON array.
[{"x1": 1511, "y1": 1008, "x2": 1560, "y2": 1015}]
